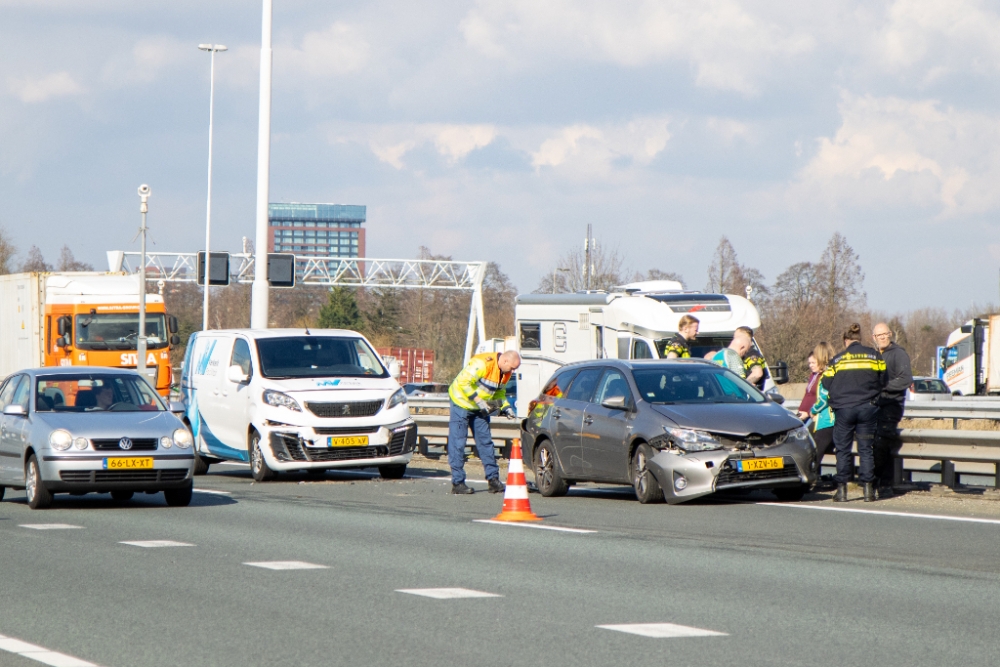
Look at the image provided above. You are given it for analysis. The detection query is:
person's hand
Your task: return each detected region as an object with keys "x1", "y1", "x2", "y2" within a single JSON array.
[
  {"x1": 797, "y1": 411, "x2": 809, "y2": 420},
  {"x1": 500, "y1": 407, "x2": 515, "y2": 419},
  {"x1": 475, "y1": 397, "x2": 490, "y2": 413}
]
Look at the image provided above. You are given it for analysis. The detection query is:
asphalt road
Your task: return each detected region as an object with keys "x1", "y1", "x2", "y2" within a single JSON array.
[{"x1": 2, "y1": 460, "x2": 999, "y2": 667}]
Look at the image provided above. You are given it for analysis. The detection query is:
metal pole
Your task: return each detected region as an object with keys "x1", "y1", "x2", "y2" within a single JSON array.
[
  {"x1": 203, "y1": 47, "x2": 217, "y2": 331},
  {"x1": 585, "y1": 224, "x2": 592, "y2": 291},
  {"x1": 475, "y1": 262, "x2": 487, "y2": 349},
  {"x1": 137, "y1": 185, "x2": 150, "y2": 376},
  {"x1": 250, "y1": 0, "x2": 273, "y2": 328}
]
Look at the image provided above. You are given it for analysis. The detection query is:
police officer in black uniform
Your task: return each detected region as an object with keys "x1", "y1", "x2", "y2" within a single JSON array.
[
  {"x1": 663, "y1": 314, "x2": 700, "y2": 359},
  {"x1": 822, "y1": 323, "x2": 886, "y2": 502}
]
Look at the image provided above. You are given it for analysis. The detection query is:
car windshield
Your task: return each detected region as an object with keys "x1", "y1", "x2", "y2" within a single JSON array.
[
  {"x1": 914, "y1": 379, "x2": 949, "y2": 393},
  {"x1": 35, "y1": 374, "x2": 165, "y2": 412},
  {"x1": 256, "y1": 336, "x2": 388, "y2": 379},
  {"x1": 75, "y1": 313, "x2": 168, "y2": 350},
  {"x1": 632, "y1": 365, "x2": 765, "y2": 404}
]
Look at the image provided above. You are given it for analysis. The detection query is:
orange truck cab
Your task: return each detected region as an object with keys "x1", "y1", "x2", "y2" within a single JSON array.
[{"x1": 0, "y1": 272, "x2": 180, "y2": 396}]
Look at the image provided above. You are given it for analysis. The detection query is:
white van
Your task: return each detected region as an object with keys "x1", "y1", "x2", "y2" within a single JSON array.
[{"x1": 179, "y1": 329, "x2": 415, "y2": 481}]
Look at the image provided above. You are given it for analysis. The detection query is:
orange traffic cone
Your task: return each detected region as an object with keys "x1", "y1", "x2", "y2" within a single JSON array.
[{"x1": 492, "y1": 439, "x2": 541, "y2": 522}]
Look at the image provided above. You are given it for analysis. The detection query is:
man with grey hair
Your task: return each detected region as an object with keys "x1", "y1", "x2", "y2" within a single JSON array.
[
  {"x1": 872, "y1": 322, "x2": 912, "y2": 498},
  {"x1": 447, "y1": 349, "x2": 521, "y2": 495}
]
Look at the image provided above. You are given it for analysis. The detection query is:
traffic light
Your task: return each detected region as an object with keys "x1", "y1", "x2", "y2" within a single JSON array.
[{"x1": 197, "y1": 251, "x2": 231, "y2": 286}]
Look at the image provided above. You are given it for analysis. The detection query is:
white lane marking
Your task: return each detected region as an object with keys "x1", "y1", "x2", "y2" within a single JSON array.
[
  {"x1": 597, "y1": 623, "x2": 727, "y2": 638},
  {"x1": 473, "y1": 519, "x2": 596, "y2": 534},
  {"x1": 243, "y1": 561, "x2": 329, "y2": 570},
  {"x1": 18, "y1": 524, "x2": 83, "y2": 530},
  {"x1": 759, "y1": 502, "x2": 1000, "y2": 525},
  {"x1": 193, "y1": 489, "x2": 231, "y2": 496},
  {"x1": 0, "y1": 633, "x2": 101, "y2": 666},
  {"x1": 396, "y1": 588, "x2": 501, "y2": 599},
  {"x1": 119, "y1": 541, "x2": 194, "y2": 548}
]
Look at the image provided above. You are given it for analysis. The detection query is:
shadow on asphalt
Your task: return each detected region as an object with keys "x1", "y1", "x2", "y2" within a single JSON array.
[
  {"x1": 201, "y1": 466, "x2": 453, "y2": 484},
  {"x1": 0, "y1": 492, "x2": 237, "y2": 510}
]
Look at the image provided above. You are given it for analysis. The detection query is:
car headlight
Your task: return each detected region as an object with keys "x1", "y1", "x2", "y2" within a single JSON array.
[
  {"x1": 73, "y1": 437, "x2": 89, "y2": 450},
  {"x1": 788, "y1": 426, "x2": 814, "y2": 448},
  {"x1": 263, "y1": 389, "x2": 302, "y2": 412},
  {"x1": 666, "y1": 427, "x2": 723, "y2": 452},
  {"x1": 386, "y1": 388, "x2": 407, "y2": 409},
  {"x1": 172, "y1": 428, "x2": 193, "y2": 449},
  {"x1": 160, "y1": 436, "x2": 173, "y2": 449},
  {"x1": 49, "y1": 429, "x2": 73, "y2": 451}
]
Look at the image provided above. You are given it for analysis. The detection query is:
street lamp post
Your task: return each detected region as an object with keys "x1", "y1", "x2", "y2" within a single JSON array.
[
  {"x1": 198, "y1": 43, "x2": 228, "y2": 331},
  {"x1": 136, "y1": 184, "x2": 151, "y2": 377},
  {"x1": 250, "y1": 0, "x2": 273, "y2": 329}
]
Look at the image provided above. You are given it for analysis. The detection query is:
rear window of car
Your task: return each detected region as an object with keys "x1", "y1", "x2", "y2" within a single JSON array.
[
  {"x1": 632, "y1": 365, "x2": 764, "y2": 404},
  {"x1": 913, "y1": 379, "x2": 949, "y2": 393}
]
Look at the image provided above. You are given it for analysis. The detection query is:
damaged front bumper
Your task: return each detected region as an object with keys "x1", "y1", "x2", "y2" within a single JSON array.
[
  {"x1": 647, "y1": 443, "x2": 817, "y2": 505},
  {"x1": 262, "y1": 419, "x2": 417, "y2": 471}
]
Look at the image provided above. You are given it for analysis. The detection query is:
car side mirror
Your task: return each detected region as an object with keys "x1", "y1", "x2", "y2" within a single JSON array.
[
  {"x1": 170, "y1": 334, "x2": 181, "y2": 346},
  {"x1": 57, "y1": 316, "x2": 71, "y2": 337},
  {"x1": 388, "y1": 360, "x2": 401, "y2": 380},
  {"x1": 3, "y1": 404, "x2": 26, "y2": 417},
  {"x1": 168, "y1": 315, "x2": 179, "y2": 334},
  {"x1": 168, "y1": 401, "x2": 186, "y2": 414},
  {"x1": 55, "y1": 336, "x2": 68, "y2": 348},
  {"x1": 765, "y1": 389, "x2": 785, "y2": 405},
  {"x1": 227, "y1": 365, "x2": 249, "y2": 384},
  {"x1": 601, "y1": 395, "x2": 628, "y2": 410}
]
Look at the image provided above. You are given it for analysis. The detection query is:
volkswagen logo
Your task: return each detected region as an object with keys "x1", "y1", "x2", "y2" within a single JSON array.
[{"x1": 119, "y1": 437, "x2": 133, "y2": 450}]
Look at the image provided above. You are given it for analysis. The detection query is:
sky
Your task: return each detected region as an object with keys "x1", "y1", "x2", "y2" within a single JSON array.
[{"x1": 2, "y1": 0, "x2": 1000, "y2": 311}]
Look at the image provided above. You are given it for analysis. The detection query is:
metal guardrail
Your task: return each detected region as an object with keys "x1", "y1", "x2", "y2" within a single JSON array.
[{"x1": 409, "y1": 395, "x2": 1000, "y2": 487}]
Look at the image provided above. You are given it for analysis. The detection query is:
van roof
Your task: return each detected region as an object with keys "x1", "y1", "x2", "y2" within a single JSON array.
[{"x1": 191, "y1": 328, "x2": 366, "y2": 339}]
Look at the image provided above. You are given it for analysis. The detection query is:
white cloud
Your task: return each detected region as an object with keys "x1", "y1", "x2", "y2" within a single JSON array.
[
  {"x1": 459, "y1": 0, "x2": 815, "y2": 94},
  {"x1": 7, "y1": 71, "x2": 83, "y2": 103},
  {"x1": 878, "y1": 0, "x2": 1000, "y2": 75},
  {"x1": 530, "y1": 117, "x2": 671, "y2": 175},
  {"x1": 101, "y1": 36, "x2": 192, "y2": 86},
  {"x1": 792, "y1": 93, "x2": 1000, "y2": 215},
  {"x1": 282, "y1": 22, "x2": 371, "y2": 77},
  {"x1": 329, "y1": 123, "x2": 497, "y2": 169}
]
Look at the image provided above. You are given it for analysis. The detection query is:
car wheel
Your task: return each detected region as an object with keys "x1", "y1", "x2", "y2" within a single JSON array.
[
  {"x1": 164, "y1": 482, "x2": 193, "y2": 507},
  {"x1": 0, "y1": 486, "x2": 5, "y2": 502},
  {"x1": 631, "y1": 443, "x2": 664, "y2": 504},
  {"x1": 773, "y1": 485, "x2": 808, "y2": 502},
  {"x1": 533, "y1": 440, "x2": 569, "y2": 497},
  {"x1": 249, "y1": 431, "x2": 277, "y2": 482},
  {"x1": 378, "y1": 464, "x2": 407, "y2": 479},
  {"x1": 25, "y1": 455, "x2": 53, "y2": 510},
  {"x1": 110, "y1": 490, "x2": 134, "y2": 503}
]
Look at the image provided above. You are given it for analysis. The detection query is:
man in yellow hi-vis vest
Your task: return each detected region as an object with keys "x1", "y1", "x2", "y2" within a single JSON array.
[{"x1": 447, "y1": 350, "x2": 521, "y2": 494}]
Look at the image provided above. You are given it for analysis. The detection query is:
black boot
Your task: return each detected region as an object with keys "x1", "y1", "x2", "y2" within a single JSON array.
[
  {"x1": 834, "y1": 484, "x2": 849, "y2": 502},
  {"x1": 487, "y1": 477, "x2": 506, "y2": 494},
  {"x1": 863, "y1": 482, "x2": 876, "y2": 502},
  {"x1": 877, "y1": 481, "x2": 894, "y2": 499},
  {"x1": 451, "y1": 482, "x2": 474, "y2": 495}
]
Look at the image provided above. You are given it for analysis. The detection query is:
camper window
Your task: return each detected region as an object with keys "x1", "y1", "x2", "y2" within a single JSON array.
[
  {"x1": 519, "y1": 322, "x2": 541, "y2": 350},
  {"x1": 632, "y1": 339, "x2": 653, "y2": 359}
]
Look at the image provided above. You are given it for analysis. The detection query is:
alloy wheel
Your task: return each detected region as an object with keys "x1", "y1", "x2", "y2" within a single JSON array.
[
  {"x1": 25, "y1": 461, "x2": 37, "y2": 501},
  {"x1": 634, "y1": 449, "x2": 648, "y2": 495},
  {"x1": 538, "y1": 448, "x2": 554, "y2": 489}
]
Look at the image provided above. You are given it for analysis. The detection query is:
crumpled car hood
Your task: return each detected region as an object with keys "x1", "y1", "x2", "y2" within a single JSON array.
[{"x1": 648, "y1": 402, "x2": 800, "y2": 437}]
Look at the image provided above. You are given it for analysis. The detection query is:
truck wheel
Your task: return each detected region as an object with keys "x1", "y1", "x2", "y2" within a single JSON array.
[
  {"x1": 164, "y1": 482, "x2": 193, "y2": 507},
  {"x1": 193, "y1": 451, "x2": 211, "y2": 476},
  {"x1": 378, "y1": 464, "x2": 407, "y2": 479},
  {"x1": 25, "y1": 455, "x2": 53, "y2": 510},
  {"x1": 631, "y1": 443, "x2": 664, "y2": 504},
  {"x1": 249, "y1": 431, "x2": 277, "y2": 482},
  {"x1": 533, "y1": 440, "x2": 569, "y2": 497}
]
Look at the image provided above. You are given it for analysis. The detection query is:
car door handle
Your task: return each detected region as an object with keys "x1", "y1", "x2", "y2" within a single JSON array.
[
  {"x1": 553, "y1": 409, "x2": 561, "y2": 420},
  {"x1": 583, "y1": 416, "x2": 594, "y2": 425}
]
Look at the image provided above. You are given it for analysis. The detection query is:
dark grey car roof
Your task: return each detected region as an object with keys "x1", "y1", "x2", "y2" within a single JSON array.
[
  {"x1": 552, "y1": 358, "x2": 719, "y2": 372},
  {"x1": 17, "y1": 367, "x2": 144, "y2": 378}
]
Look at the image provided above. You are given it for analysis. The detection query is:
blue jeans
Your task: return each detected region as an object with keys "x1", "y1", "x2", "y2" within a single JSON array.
[
  {"x1": 448, "y1": 403, "x2": 499, "y2": 485},
  {"x1": 832, "y1": 402, "x2": 879, "y2": 484}
]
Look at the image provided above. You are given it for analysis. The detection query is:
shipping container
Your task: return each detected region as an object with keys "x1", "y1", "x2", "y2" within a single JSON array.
[{"x1": 375, "y1": 347, "x2": 435, "y2": 384}]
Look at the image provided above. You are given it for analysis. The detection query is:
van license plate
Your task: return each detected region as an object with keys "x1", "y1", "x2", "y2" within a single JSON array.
[
  {"x1": 735, "y1": 457, "x2": 783, "y2": 472},
  {"x1": 327, "y1": 436, "x2": 369, "y2": 447},
  {"x1": 103, "y1": 457, "x2": 154, "y2": 470}
]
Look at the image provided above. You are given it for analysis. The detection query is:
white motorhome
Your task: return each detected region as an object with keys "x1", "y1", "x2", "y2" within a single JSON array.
[{"x1": 512, "y1": 282, "x2": 786, "y2": 417}]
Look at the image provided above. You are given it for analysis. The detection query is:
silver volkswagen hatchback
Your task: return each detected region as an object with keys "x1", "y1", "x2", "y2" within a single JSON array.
[{"x1": 0, "y1": 367, "x2": 195, "y2": 509}]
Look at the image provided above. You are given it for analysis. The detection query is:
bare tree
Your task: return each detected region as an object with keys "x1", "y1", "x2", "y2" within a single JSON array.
[
  {"x1": 816, "y1": 232, "x2": 866, "y2": 318},
  {"x1": 20, "y1": 246, "x2": 51, "y2": 272},
  {"x1": 705, "y1": 236, "x2": 767, "y2": 298},
  {"x1": 56, "y1": 245, "x2": 94, "y2": 271},
  {"x1": 536, "y1": 238, "x2": 626, "y2": 293},
  {"x1": 0, "y1": 226, "x2": 16, "y2": 274}
]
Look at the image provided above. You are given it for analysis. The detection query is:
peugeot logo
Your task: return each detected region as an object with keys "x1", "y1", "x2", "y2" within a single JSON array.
[
  {"x1": 119, "y1": 437, "x2": 133, "y2": 450},
  {"x1": 341, "y1": 404, "x2": 351, "y2": 416}
]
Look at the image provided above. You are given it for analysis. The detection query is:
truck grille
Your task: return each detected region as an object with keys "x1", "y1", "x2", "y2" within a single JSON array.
[
  {"x1": 91, "y1": 438, "x2": 158, "y2": 451},
  {"x1": 715, "y1": 457, "x2": 800, "y2": 489},
  {"x1": 306, "y1": 400, "x2": 383, "y2": 418},
  {"x1": 59, "y1": 469, "x2": 188, "y2": 483}
]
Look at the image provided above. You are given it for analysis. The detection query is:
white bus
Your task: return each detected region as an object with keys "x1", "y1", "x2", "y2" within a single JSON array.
[{"x1": 512, "y1": 282, "x2": 787, "y2": 417}]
